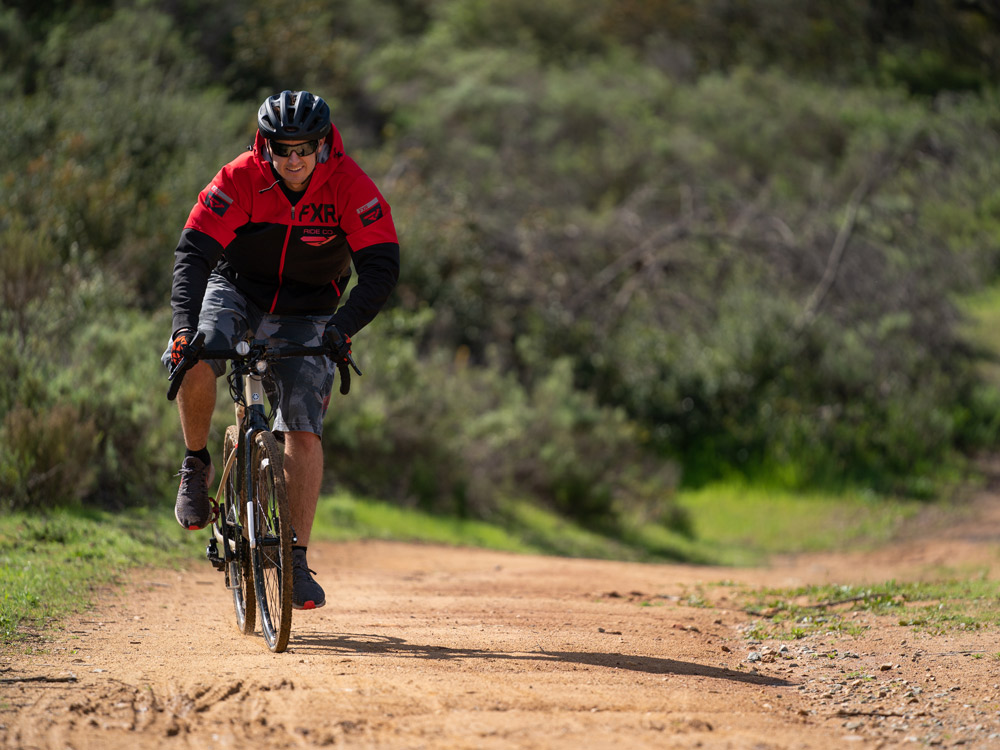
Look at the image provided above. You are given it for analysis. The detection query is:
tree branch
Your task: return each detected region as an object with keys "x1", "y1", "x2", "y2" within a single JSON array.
[{"x1": 796, "y1": 172, "x2": 876, "y2": 330}]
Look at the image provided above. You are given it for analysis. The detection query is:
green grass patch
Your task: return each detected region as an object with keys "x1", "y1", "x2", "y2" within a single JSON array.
[
  {"x1": 313, "y1": 493, "x2": 690, "y2": 561},
  {"x1": 312, "y1": 482, "x2": 922, "y2": 566},
  {"x1": 313, "y1": 492, "x2": 536, "y2": 552},
  {"x1": 0, "y1": 507, "x2": 202, "y2": 645},
  {"x1": 672, "y1": 482, "x2": 923, "y2": 566},
  {"x1": 739, "y1": 576, "x2": 1000, "y2": 639}
]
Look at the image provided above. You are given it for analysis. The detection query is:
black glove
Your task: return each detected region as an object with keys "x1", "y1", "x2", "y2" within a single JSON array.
[
  {"x1": 325, "y1": 326, "x2": 360, "y2": 395},
  {"x1": 165, "y1": 329, "x2": 205, "y2": 402},
  {"x1": 169, "y1": 328, "x2": 196, "y2": 369},
  {"x1": 325, "y1": 326, "x2": 352, "y2": 364}
]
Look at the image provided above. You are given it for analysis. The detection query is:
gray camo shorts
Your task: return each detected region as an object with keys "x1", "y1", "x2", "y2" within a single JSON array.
[{"x1": 163, "y1": 273, "x2": 336, "y2": 437}]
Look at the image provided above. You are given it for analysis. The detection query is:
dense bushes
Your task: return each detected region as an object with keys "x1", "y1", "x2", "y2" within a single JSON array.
[
  {"x1": 322, "y1": 311, "x2": 681, "y2": 527},
  {"x1": 2, "y1": 1, "x2": 1000, "y2": 521},
  {"x1": 0, "y1": 270, "x2": 178, "y2": 511},
  {"x1": 373, "y1": 52, "x2": 1000, "y2": 493}
]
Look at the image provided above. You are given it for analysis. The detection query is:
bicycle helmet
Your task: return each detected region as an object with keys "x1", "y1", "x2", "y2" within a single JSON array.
[{"x1": 257, "y1": 90, "x2": 331, "y2": 141}]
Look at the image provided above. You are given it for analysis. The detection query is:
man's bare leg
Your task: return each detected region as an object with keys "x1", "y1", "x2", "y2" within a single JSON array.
[
  {"x1": 283, "y1": 430, "x2": 325, "y2": 608},
  {"x1": 282, "y1": 431, "x2": 323, "y2": 547},
  {"x1": 176, "y1": 361, "x2": 216, "y2": 452}
]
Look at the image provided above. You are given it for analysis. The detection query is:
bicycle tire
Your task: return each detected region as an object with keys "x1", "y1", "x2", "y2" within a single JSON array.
[
  {"x1": 222, "y1": 425, "x2": 255, "y2": 635},
  {"x1": 249, "y1": 430, "x2": 293, "y2": 652}
]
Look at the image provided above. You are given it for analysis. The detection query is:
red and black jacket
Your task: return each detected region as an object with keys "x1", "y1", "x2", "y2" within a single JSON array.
[{"x1": 170, "y1": 125, "x2": 399, "y2": 338}]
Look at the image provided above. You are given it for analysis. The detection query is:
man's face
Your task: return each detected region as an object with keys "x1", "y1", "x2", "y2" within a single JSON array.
[{"x1": 270, "y1": 139, "x2": 320, "y2": 192}]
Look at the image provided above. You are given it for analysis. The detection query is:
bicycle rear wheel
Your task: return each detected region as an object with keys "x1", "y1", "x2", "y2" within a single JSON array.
[
  {"x1": 222, "y1": 425, "x2": 255, "y2": 635},
  {"x1": 249, "y1": 430, "x2": 293, "y2": 652}
]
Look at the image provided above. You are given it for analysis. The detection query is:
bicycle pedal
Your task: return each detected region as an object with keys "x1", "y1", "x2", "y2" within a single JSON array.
[{"x1": 205, "y1": 537, "x2": 226, "y2": 571}]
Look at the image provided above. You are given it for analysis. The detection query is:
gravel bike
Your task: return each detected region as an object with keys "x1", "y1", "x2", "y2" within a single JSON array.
[{"x1": 166, "y1": 328, "x2": 358, "y2": 652}]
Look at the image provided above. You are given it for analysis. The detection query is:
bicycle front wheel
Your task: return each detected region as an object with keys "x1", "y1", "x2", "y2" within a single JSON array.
[
  {"x1": 222, "y1": 425, "x2": 255, "y2": 636},
  {"x1": 249, "y1": 430, "x2": 293, "y2": 652}
]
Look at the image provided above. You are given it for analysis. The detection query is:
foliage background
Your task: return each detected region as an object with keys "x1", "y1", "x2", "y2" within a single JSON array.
[{"x1": 2, "y1": 0, "x2": 1000, "y2": 540}]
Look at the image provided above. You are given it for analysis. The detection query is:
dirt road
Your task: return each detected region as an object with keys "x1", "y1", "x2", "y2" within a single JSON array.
[{"x1": 3, "y1": 498, "x2": 1000, "y2": 750}]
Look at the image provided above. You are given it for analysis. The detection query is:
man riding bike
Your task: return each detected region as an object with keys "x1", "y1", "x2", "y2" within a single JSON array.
[{"x1": 163, "y1": 90, "x2": 400, "y2": 610}]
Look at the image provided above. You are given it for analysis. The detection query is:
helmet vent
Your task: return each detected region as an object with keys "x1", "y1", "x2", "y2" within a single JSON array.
[{"x1": 257, "y1": 90, "x2": 331, "y2": 141}]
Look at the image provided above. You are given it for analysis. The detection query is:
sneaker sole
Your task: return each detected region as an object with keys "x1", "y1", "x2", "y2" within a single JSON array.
[
  {"x1": 175, "y1": 507, "x2": 210, "y2": 531},
  {"x1": 292, "y1": 599, "x2": 326, "y2": 610}
]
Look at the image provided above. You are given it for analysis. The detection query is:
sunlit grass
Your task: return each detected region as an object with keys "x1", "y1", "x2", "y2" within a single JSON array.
[
  {"x1": 312, "y1": 482, "x2": 924, "y2": 567},
  {"x1": 671, "y1": 482, "x2": 923, "y2": 566},
  {"x1": 313, "y1": 493, "x2": 682, "y2": 561},
  {"x1": 313, "y1": 492, "x2": 536, "y2": 552},
  {"x1": 739, "y1": 575, "x2": 1000, "y2": 639},
  {"x1": 0, "y1": 507, "x2": 201, "y2": 644}
]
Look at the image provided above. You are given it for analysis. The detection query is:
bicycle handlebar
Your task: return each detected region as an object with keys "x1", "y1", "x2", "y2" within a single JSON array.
[{"x1": 166, "y1": 328, "x2": 361, "y2": 402}]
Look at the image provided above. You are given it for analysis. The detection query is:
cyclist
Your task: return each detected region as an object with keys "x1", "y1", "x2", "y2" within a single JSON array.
[{"x1": 163, "y1": 90, "x2": 400, "y2": 610}]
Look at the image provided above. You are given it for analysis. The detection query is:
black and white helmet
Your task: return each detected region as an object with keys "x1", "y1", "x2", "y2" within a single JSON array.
[{"x1": 257, "y1": 90, "x2": 331, "y2": 140}]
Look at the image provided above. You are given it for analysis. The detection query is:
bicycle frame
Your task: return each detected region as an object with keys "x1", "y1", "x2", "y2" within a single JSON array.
[
  {"x1": 240, "y1": 369, "x2": 287, "y2": 553},
  {"x1": 213, "y1": 364, "x2": 296, "y2": 560}
]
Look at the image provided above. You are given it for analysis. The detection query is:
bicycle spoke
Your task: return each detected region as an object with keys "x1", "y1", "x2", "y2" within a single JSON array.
[{"x1": 223, "y1": 425, "x2": 255, "y2": 636}]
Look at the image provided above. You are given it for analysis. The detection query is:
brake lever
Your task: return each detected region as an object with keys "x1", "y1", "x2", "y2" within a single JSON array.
[{"x1": 344, "y1": 351, "x2": 362, "y2": 377}]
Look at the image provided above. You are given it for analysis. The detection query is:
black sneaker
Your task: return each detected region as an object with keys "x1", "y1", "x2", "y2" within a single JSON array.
[
  {"x1": 292, "y1": 548, "x2": 326, "y2": 610},
  {"x1": 174, "y1": 455, "x2": 216, "y2": 530}
]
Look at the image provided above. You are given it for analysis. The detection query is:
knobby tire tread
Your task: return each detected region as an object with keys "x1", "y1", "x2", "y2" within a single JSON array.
[{"x1": 250, "y1": 430, "x2": 293, "y2": 653}]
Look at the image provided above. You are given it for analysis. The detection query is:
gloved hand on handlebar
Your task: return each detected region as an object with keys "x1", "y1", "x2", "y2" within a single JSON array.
[
  {"x1": 325, "y1": 326, "x2": 353, "y2": 365},
  {"x1": 164, "y1": 330, "x2": 206, "y2": 401},
  {"x1": 169, "y1": 328, "x2": 196, "y2": 369},
  {"x1": 324, "y1": 325, "x2": 361, "y2": 395}
]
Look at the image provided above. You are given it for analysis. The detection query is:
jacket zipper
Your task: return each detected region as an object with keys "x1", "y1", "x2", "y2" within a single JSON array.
[{"x1": 268, "y1": 207, "x2": 296, "y2": 313}]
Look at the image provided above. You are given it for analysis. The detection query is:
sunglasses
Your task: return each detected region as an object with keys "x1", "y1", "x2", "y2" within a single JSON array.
[{"x1": 269, "y1": 139, "x2": 320, "y2": 158}]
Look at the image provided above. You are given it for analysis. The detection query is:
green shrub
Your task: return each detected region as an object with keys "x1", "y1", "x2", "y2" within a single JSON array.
[
  {"x1": 0, "y1": 272, "x2": 179, "y2": 512},
  {"x1": 323, "y1": 311, "x2": 682, "y2": 528},
  {"x1": 0, "y1": 403, "x2": 100, "y2": 510}
]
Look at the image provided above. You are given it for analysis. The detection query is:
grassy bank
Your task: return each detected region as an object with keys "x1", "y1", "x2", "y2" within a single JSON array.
[
  {"x1": 738, "y1": 576, "x2": 1000, "y2": 640},
  {"x1": 1, "y1": 484, "x2": 928, "y2": 646},
  {"x1": 0, "y1": 508, "x2": 203, "y2": 643}
]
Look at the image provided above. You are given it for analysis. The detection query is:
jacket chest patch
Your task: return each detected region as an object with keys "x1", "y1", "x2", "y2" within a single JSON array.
[
  {"x1": 300, "y1": 227, "x2": 339, "y2": 247},
  {"x1": 298, "y1": 203, "x2": 338, "y2": 223}
]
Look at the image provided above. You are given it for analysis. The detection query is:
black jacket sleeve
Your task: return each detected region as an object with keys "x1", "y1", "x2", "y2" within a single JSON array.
[
  {"x1": 328, "y1": 242, "x2": 401, "y2": 338},
  {"x1": 170, "y1": 228, "x2": 225, "y2": 335}
]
